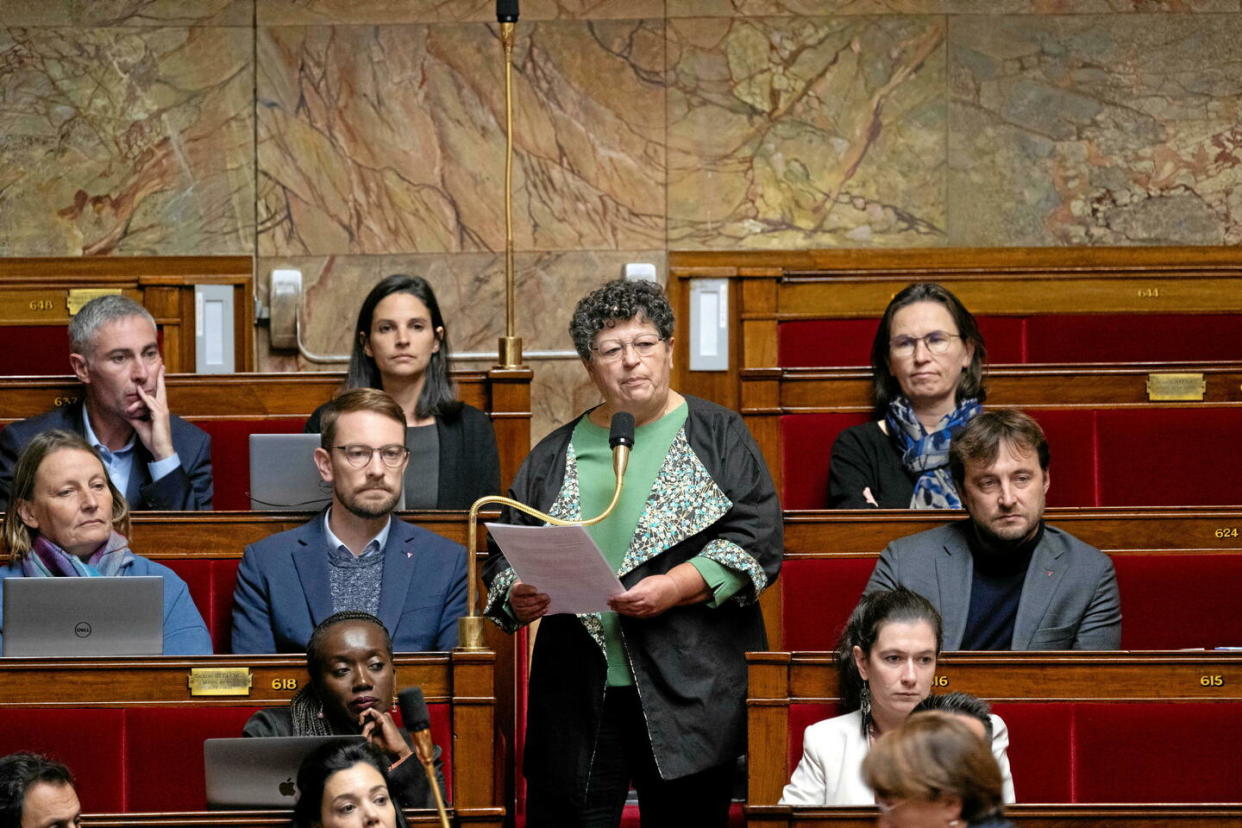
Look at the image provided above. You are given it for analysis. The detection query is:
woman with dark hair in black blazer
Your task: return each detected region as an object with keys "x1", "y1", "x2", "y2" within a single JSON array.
[{"x1": 305, "y1": 275, "x2": 499, "y2": 509}]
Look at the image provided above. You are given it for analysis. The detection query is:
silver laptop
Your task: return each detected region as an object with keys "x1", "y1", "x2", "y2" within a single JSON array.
[
  {"x1": 248, "y1": 434, "x2": 333, "y2": 510},
  {"x1": 249, "y1": 433, "x2": 406, "y2": 511},
  {"x1": 2, "y1": 576, "x2": 163, "y2": 657},
  {"x1": 204, "y1": 735, "x2": 365, "y2": 809}
]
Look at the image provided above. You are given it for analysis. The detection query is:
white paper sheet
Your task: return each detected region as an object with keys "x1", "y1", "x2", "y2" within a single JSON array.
[{"x1": 485, "y1": 522, "x2": 625, "y2": 615}]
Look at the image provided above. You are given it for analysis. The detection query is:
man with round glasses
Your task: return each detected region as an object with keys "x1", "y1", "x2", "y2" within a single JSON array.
[{"x1": 231, "y1": 388, "x2": 467, "y2": 653}]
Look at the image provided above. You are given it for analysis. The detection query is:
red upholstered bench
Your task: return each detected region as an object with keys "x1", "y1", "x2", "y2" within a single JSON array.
[
  {"x1": 786, "y1": 700, "x2": 1242, "y2": 803},
  {"x1": 780, "y1": 557, "x2": 875, "y2": 651},
  {"x1": 778, "y1": 314, "x2": 1242, "y2": 368},
  {"x1": 161, "y1": 558, "x2": 242, "y2": 653},
  {"x1": 781, "y1": 553, "x2": 1242, "y2": 652},
  {"x1": 782, "y1": 407, "x2": 1242, "y2": 509},
  {"x1": 0, "y1": 703, "x2": 454, "y2": 812}
]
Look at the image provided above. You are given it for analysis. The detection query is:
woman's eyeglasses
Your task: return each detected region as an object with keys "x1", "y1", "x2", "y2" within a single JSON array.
[
  {"x1": 889, "y1": 331, "x2": 961, "y2": 357},
  {"x1": 591, "y1": 336, "x2": 664, "y2": 362}
]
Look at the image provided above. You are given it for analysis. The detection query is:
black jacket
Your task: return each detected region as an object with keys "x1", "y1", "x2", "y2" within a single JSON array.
[
  {"x1": 827, "y1": 421, "x2": 915, "y2": 508},
  {"x1": 482, "y1": 395, "x2": 782, "y2": 798}
]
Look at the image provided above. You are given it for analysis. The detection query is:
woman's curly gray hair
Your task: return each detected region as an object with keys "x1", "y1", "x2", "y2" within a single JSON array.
[{"x1": 569, "y1": 279, "x2": 675, "y2": 360}]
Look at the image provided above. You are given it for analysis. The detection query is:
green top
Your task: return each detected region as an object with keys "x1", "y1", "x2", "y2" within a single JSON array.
[{"x1": 573, "y1": 402, "x2": 747, "y2": 686}]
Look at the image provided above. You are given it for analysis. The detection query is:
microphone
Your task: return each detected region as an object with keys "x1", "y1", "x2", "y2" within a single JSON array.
[
  {"x1": 608, "y1": 411, "x2": 635, "y2": 480},
  {"x1": 496, "y1": 0, "x2": 519, "y2": 22},
  {"x1": 397, "y1": 687, "x2": 449, "y2": 828}
]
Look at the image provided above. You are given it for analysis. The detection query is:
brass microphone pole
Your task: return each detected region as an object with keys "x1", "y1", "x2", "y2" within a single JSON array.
[
  {"x1": 497, "y1": 0, "x2": 522, "y2": 369},
  {"x1": 458, "y1": 415, "x2": 633, "y2": 651}
]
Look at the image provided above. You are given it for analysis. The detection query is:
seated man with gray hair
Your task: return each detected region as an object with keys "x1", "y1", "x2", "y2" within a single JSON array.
[{"x1": 0, "y1": 294, "x2": 212, "y2": 510}]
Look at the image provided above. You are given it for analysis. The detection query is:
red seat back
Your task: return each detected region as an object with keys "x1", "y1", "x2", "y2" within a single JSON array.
[
  {"x1": 1115, "y1": 554, "x2": 1242, "y2": 649},
  {"x1": 0, "y1": 702, "x2": 455, "y2": 810},
  {"x1": 781, "y1": 558, "x2": 874, "y2": 651},
  {"x1": 1072, "y1": 701, "x2": 1242, "y2": 802},
  {"x1": 161, "y1": 558, "x2": 242, "y2": 653},
  {"x1": 196, "y1": 418, "x2": 307, "y2": 510},
  {"x1": 778, "y1": 314, "x2": 1242, "y2": 367},
  {"x1": 780, "y1": 413, "x2": 869, "y2": 510}
]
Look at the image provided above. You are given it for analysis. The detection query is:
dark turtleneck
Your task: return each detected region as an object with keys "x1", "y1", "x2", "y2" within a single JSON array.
[{"x1": 959, "y1": 522, "x2": 1045, "y2": 651}]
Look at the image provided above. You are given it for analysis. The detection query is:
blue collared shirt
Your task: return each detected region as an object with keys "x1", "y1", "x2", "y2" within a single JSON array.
[
  {"x1": 322, "y1": 509, "x2": 392, "y2": 559},
  {"x1": 81, "y1": 406, "x2": 181, "y2": 497}
]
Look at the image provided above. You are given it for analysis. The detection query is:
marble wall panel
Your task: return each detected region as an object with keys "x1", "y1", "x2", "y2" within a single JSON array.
[
  {"x1": 255, "y1": 250, "x2": 665, "y2": 438},
  {"x1": 0, "y1": 26, "x2": 254, "y2": 256},
  {"x1": 948, "y1": 14, "x2": 1242, "y2": 245},
  {"x1": 257, "y1": 19, "x2": 666, "y2": 257},
  {"x1": 667, "y1": 15, "x2": 947, "y2": 249},
  {"x1": 945, "y1": 1, "x2": 1239, "y2": 11},
  {"x1": 258, "y1": 0, "x2": 663, "y2": 25},
  {"x1": 0, "y1": 0, "x2": 253, "y2": 26},
  {"x1": 668, "y1": 1, "x2": 947, "y2": 15}
]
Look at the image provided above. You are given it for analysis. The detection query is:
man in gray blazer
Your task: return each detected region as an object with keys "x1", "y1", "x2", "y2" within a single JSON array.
[{"x1": 865, "y1": 409, "x2": 1121, "y2": 650}]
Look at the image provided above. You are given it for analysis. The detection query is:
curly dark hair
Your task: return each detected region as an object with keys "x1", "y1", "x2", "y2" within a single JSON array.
[
  {"x1": 569, "y1": 279, "x2": 675, "y2": 360},
  {"x1": 869, "y1": 282, "x2": 987, "y2": 415}
]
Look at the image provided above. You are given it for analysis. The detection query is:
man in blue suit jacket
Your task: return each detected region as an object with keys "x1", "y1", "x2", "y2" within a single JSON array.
[
  {"x1": 231, "y1": 388, "x2": 467, "y2": 653},
  {"x1": 0, "y1": 295, "x2": 212, "y2": 511}
]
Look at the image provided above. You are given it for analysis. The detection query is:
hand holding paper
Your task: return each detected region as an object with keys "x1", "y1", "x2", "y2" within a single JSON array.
[{"x1": 487, "y1": 523, "x2": 625, "y2": 615}]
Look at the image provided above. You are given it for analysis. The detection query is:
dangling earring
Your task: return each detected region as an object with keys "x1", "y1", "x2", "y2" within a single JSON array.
[
  {"x1": 391, "y1": 695, "x2": 398, "y2": 713},
  {"x1": 860, "y1": 681, "x2": 872, "y2": 721}
]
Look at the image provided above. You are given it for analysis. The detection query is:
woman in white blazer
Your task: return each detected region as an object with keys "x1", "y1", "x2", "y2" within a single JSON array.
[{"x1": 780, "y1": 588, "x2": 1015, "y2": 805}]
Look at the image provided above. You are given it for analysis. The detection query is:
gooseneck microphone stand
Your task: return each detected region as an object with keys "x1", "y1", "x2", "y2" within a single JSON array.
[{"x1": 458, "y1": 412, "x2": 635, "y2": 650}]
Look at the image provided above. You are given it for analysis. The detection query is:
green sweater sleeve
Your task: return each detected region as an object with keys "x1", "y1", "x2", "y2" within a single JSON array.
[{"x1": 688, "y1": 557, "x2": 748, "y2": 608}]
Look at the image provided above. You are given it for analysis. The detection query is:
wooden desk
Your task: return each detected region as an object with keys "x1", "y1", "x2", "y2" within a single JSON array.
[
  {"x1": 745, "y1": 804, "x2": 1242, "y2": 828},
  {"x1": 0, "y1": 256, "x2": 253, "y2": 373},
  {"x1": 747, "y1": 650, "x2": 1242, "y2": 810},
  {"x1": 0, "y1": 652, "x2": 500, "y2": 826}
]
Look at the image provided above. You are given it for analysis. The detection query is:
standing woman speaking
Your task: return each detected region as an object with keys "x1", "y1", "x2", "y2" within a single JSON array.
[
  {"x1": 483, "y1": 279, "x2": 781, "y2": 827},
  {"x1": 306, "y1": 275, "x2": 499, "y2": 509}
]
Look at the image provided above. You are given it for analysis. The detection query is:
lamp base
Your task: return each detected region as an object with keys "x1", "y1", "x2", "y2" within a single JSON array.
[{"x1": 457, "y1": 615, "x2": 489, "y2": 651}]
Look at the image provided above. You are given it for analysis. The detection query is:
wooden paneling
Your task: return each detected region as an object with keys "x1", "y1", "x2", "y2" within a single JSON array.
[
  {"x1": 745, "y1": 804, "x2": 1242, "y2": 828},
  {"x1": 0, "y1": 652, "x2": 502, "y2": 827},
  {"x1": 81, "y1": 809, "x2": 507, "y2": 827},
  {"x1": 0, "y1": 256, "x2": 254, "y2": 372},
  {"x1": 746, "y1": 651, "x2": 1242, "y2": 811},
  {"x1": 755, "y1": 363, "x2": 1242, "y2": 414},
  {"x1": 781, "y1": 507, "x2": 1242, "y2": 557}
]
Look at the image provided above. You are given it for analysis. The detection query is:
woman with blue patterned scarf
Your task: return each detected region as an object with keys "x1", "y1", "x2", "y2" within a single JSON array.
[
  {"x1": 829, "y1": 283, "x2": 988, "y2": 509},
  {"x1": 482, "y1": 279, "x2": 782, "y2": 828}
]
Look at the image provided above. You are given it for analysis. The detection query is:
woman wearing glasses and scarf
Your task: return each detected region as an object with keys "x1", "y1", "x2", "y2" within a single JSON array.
[
  {"x1": 483, "y1": 279, "x2": 781, "y2": 827},
  {"x1": 828, "y1": 283, "x2": 988, "y2": 509}
]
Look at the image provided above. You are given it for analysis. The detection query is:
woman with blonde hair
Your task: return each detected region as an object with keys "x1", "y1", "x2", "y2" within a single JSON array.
[
  {"x1": 0, "y1": 429, "x2": 210, "y2": 654},
  {"x1": 863, "y1": 711, "x2": 1013, "y2": 828}
]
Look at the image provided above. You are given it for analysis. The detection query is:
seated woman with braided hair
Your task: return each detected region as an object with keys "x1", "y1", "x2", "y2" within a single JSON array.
[{"x1": 242, "y1": 611, "x2": 443, "y2": 809}]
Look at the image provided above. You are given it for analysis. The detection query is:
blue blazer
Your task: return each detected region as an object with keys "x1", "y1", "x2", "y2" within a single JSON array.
[
  {"x1": 230, "y1": 514, "x2": 467, "y2": 654},
  {"x1": 0, "y1": 400, "x2": 213, "y2": 511},
  {"x1": 0, "y1": 555, "x2": 212, "y2": 655}
]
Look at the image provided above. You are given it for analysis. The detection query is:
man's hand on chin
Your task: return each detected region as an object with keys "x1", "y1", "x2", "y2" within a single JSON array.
[{"x1": 128, "y1": 365, "x2": 176, "y2": 460}]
